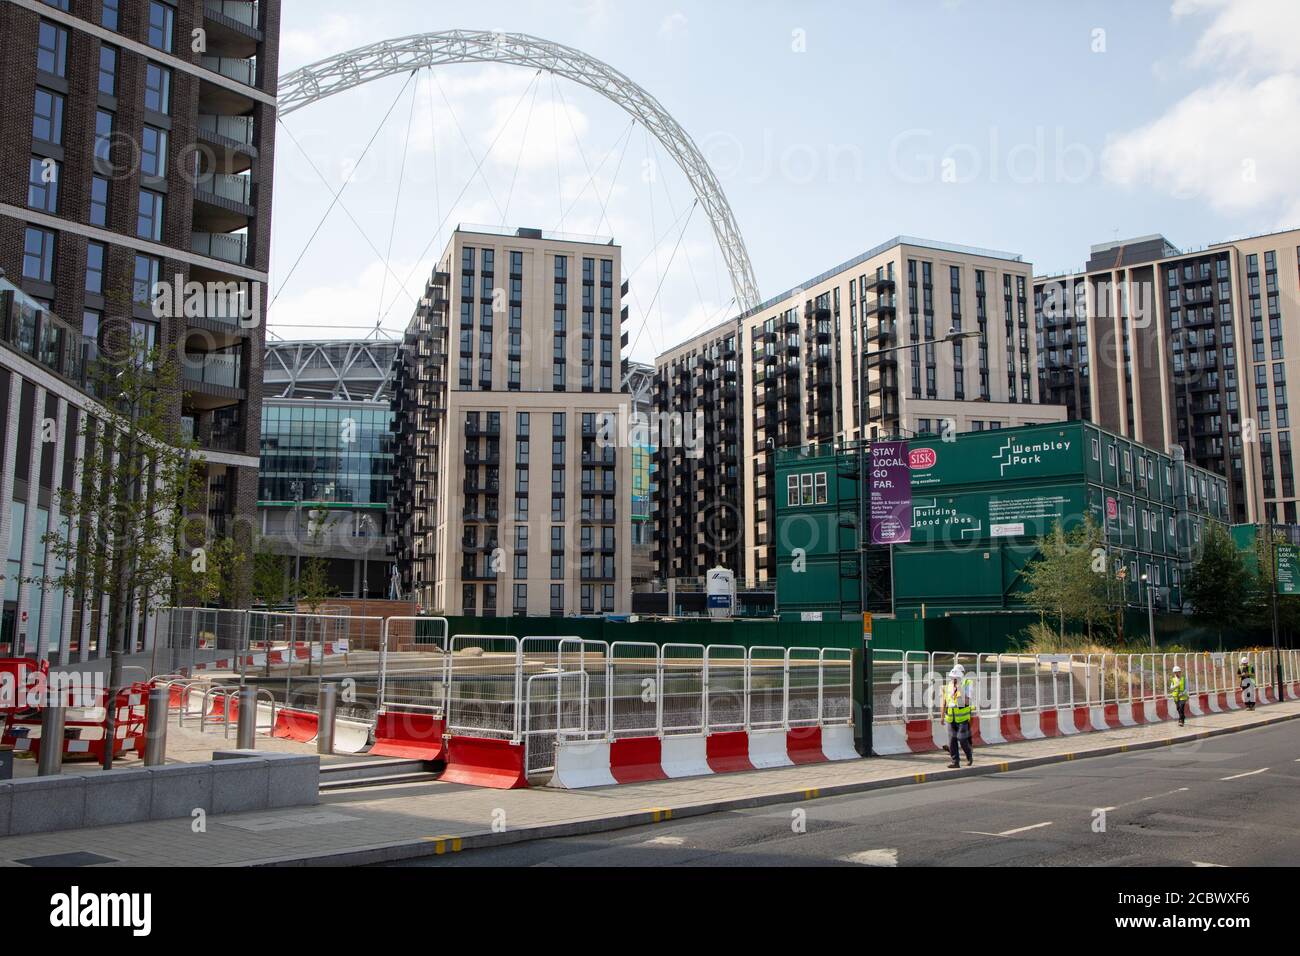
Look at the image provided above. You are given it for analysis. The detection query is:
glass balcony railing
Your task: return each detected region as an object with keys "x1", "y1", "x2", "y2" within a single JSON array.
[
  {"x1": 204, "y1": 0, "x2": 259, "y2": 29},
  {"x1": 194, "y1": 172, "x2": 252, "y2": 205},
  {"x1": 0, "y1": 279, "x2": 95, "y2": 391},
  {"x1": 183, "y1": 351, "x2": 242, "y2": 389},
  {"x1": 197, "y1": 114, "x2": 254, "y2": 146},
  {"x1": 191, "y1": 231, "x2": 249, "y2": 266},
  {"x1": 201, "y1": 56, "x2": 258, "y2": 87}
]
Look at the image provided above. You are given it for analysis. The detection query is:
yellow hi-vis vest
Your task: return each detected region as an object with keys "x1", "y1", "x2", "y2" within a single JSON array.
[
  {"x1": 945, "y1": 684, "x2": 972, "y2": 724},
  {"x1": 1170, "y1": 675, "x2": 1188, "y2": 702},
  {"x1": 1239, "y1": 664, "x2": 1256, "y2": 680}
]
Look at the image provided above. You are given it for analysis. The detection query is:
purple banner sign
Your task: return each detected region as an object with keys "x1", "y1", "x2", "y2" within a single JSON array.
[{"x1": 869, "y1": 441, "x2": 912, "y2": 545}]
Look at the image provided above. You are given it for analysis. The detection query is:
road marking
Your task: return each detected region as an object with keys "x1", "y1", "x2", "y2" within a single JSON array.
[
  {"x1": 1192, "y1": 861, "x2": 1226, "y2": 868},
  {"x1": 842, "y1": 848, "x2": 898, "y2": 867},
  {"x1": 966, "y1": 821, "x2": 1054, "y2": 838},
  {"x1": 1219, "y1": 768, "x2": 1270, "y2": 781},
  {"x1": 641, "y1": 836, "x2": 685, "y2": 847}
]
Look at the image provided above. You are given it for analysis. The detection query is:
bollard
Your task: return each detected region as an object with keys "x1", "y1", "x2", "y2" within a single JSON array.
[
  {"x1": 37, "y1": 705, "x2": 65, "y2": 776},
  {"x1": 317, "y1": 683, "x2": 337, "y2": 755},
  {"x1": 143, "y1": 686, "x2": 169, "y2": 766},
  {"x1": 236, "y1": 687, "x2": 257, "y2": 750}
]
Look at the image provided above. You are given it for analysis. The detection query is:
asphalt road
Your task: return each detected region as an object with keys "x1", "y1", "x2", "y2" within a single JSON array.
[{"x1": 396, "y1": 720, "x2": 1300, "y2": 867}]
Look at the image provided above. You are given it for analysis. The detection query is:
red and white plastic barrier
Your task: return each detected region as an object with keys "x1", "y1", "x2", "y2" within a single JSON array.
[
  {"x1": 548, "y1": 724, "x2": 859, "y2": 790},
  {"x1": 439, "y1": 735, "x2": 528, "y2": 789},
  {"x1": 872, "y1": 683, "x2": 1296, "y2": 756},
  {"x1": 370, "y1": 710, "x2": 445, "y2": 761},
  {"x1": 1, "y1": 684, "x2": 149, "y2": 761},
  {"x1": 189, "y1": 642, "x2": 349, "y2": 674}
]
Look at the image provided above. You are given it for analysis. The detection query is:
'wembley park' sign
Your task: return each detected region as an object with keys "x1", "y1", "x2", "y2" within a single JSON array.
[{"x1": 909, "y1": 427, "x2": 1085, "y2": 489}]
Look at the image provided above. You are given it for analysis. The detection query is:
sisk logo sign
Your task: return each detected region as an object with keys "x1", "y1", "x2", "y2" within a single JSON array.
[
  {"x1": 49, "y1": 887, "x2": 152, "y2": 937},
  {"x1": 909, "y1": 448, "x2": 937, "y2": 470}
]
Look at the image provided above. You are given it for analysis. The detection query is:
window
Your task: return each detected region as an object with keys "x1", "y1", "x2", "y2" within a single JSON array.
[
  {"x1": 137, "y1": 189, "x2": 164, "y2": 241},
  {"x1": 37, "y1": 20, "x2": 68, "y2": 77},
  {"x1": 133, "y1": 254, "x2": 160, "y2": 304},
  {"x1": 814, "y1": 472, "x2": 828, "y2": 505},
  {"x1": 102, "y1": 0, "x2": 120, "y2": 30},
  {"x1": 786, "y1": 474, "x2": 799, "y2": 507},
  {"x1": 27, "y1": 157, "x2": 58, "y2": 213},
  {"x1": 141, "y1": 126, "x2": 167, "y2": 177},
  {"x1": 33, "y1": 88, "x2": 64, "y2": 144},
  {"x1": 147, "y1": 2, "x2": 175, "y2": 52},
  {"x1": 513, "y1": 585, "x2": 527, "y2": 615},
  {"x1": 98, "y1": 45, "x2": 118, "y2": 95},
  {"x1": 89, "y1": 175, "x2": 109, "y2": 227},
  {"x1": 94, "y1": 110, "x2": 114, "y2": 164},
  {"x1": 85, "y1": 242, "x2": 105, "y2": 294},
  {"x1": 1091, "y1": 437, "x2": 1100, "y2": 461},
  {"x1": 801, "y1": 473, "x2": 814, "y2": 506},
  {"x1": 550, "y1": 584, "x2": 564, "y2": 617},
  {"x1": 144, "y1": 63, "x2": 171, "y2": 114},
  {"x1": 23, "y1": 227, "x2": 56, "y2": 283}
]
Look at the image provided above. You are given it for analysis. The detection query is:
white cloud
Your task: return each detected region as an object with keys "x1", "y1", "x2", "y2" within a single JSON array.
[
  {"x1": 1102, "y1": 0, "x2": 1300, "y2": 227},
  {"x1": 660, "y1": 12, "x2": 688, "y2": 36},
  {"x1": 1175, "y1": 0, "x2": 1300, "y2": 73}
]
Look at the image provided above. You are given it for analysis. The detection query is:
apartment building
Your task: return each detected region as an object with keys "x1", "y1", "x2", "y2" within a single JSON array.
[
  {"x1": 653, "y1": 236, "x2": 1067, "y2": 583},
  {"x1": 389, "y1": 226, "x2": 631, "y2": 616},
  {"x1": 259, "y1": 339, "x2": 396, "y2": 600},
  {"x1": 1035, "y1": 228, "x2": 1300, "y2": 525},
  {"x1": 0, "y1": 0, "x2": 278, "y2": 658}
]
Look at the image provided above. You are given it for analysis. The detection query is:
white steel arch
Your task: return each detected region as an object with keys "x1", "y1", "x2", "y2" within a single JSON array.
[{"x1": 277, "y1": 29, "x2": 760, "y2": 312}]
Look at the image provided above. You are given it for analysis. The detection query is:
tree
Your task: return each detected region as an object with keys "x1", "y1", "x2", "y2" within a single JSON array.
[
  {"x1": 251, "y1": 536, "x2": 289, "y2": 609},
  {"x1": 1019, "y1": 517, "x2": 1112, "y2": 643},
  {"x1": 42, "y1": 336, "x2": 205, "y2": 769},
  {"x1": 298, "y1": 556, "x2": 335, "y2": 615},
  {"x1": 1185, "y1": 523, "x2": 1250, "y2": 649}
]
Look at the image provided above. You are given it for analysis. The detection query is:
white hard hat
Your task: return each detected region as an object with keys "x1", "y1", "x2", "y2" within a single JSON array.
[
  {"x1": 948, "y1": 668, "x2": 963, "y2": 679},
  {"x1": 1241, "y1": 656, "x2": 1249, "y2": 664},
  {"x1": 952, "y1": 662, "x2": 966, "y2": 674},
  {"x1": 1172, "y1": 665, "x2": 1182, "y2": 673}
]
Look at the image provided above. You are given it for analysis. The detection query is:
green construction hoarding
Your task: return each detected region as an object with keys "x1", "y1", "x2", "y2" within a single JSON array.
[{"x1": 775, "y1": 421, "x2": 1231, "y2": 624}]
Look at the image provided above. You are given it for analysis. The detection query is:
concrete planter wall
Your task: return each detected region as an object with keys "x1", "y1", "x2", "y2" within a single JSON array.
[{"x1": 0, "y1": 752, "x2": 318, "y2": 837}]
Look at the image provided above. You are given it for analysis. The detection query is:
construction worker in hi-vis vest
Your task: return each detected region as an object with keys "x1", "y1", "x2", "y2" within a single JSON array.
[
  {"x1": 1238, "y1": 656, "x2": 1257, "y2": 711},
  {"x1": 1170, "y1": 665, "x2": 1189, "y2": 727},
  {"x1": 941, "y1": 667, "x2": 974, "y2": 768}
]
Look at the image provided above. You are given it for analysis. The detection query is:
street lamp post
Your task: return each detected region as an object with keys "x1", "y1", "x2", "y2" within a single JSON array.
[
  {"x1": 1141, "y1": 572, "x2": 1155, "y2": 650},
  {"x1": 291, "y1": 480, "x2": 303, "y2": 603}
]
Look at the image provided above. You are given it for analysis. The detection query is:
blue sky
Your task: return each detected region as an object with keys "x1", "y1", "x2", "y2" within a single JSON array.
[{"x1": 269, "y1": 0, "x2": 1300, "y2": 361}]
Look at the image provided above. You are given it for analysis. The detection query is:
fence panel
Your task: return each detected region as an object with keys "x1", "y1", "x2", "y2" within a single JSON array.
[
  {"x1": 556, "y1": 638, "x2": 610, "y2": 740},
  {"x1": 378, "y1": 616, "x2": 449, "y2": 724},
  {"x1": 872, "y1": 649, "x2": 906, "y2": 721},
  {"x1": 661, "y1": 644, "x2": 705, "y2": 735},
  {"x1": 787, "y1": 648, "x2": 822, "y2": 727},
  {"x1": 609, "y1": 642, "x2": 661, "y2": 739},
  {"x1": 705, "y1": 645, "x2": 746, "y2": 733},
  {"x1": 820, "y1": 649, "x2": 853, "y2": 725},
  {"x1": 747, "y1": 646, "x2": 787, "y2": 731},
  {"x1": 447, "y1": 634, "x2": 520, "y2": 741}
]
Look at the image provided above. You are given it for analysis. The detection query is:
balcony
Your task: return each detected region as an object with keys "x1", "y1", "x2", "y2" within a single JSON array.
[
  {"x1": 198, "y1": 114, "x2": 254, "y2": 149},
  {"x1": 0, "y1": 282, "x2": 95, "y2": 391},
  {"x1": 204, "y1": 0, "x2": 260, "y2": 29},
  {"x1": 183, "y1": 349, "x2": 242, "y2": 391},
  {"x1": 194, "y1": 171, "x2": 253, "y2": 207},
  {"x1": 201, "y1": 56, "x2": 258, "y2": 87},
  {"x1": 192, "y1": 231, "x2": 249, "y2": 267}
]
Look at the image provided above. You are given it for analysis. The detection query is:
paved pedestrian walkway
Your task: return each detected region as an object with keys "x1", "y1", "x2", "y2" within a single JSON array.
[{"x1": 2, "y1": 699, "x2": 1296, "y2": 867}]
